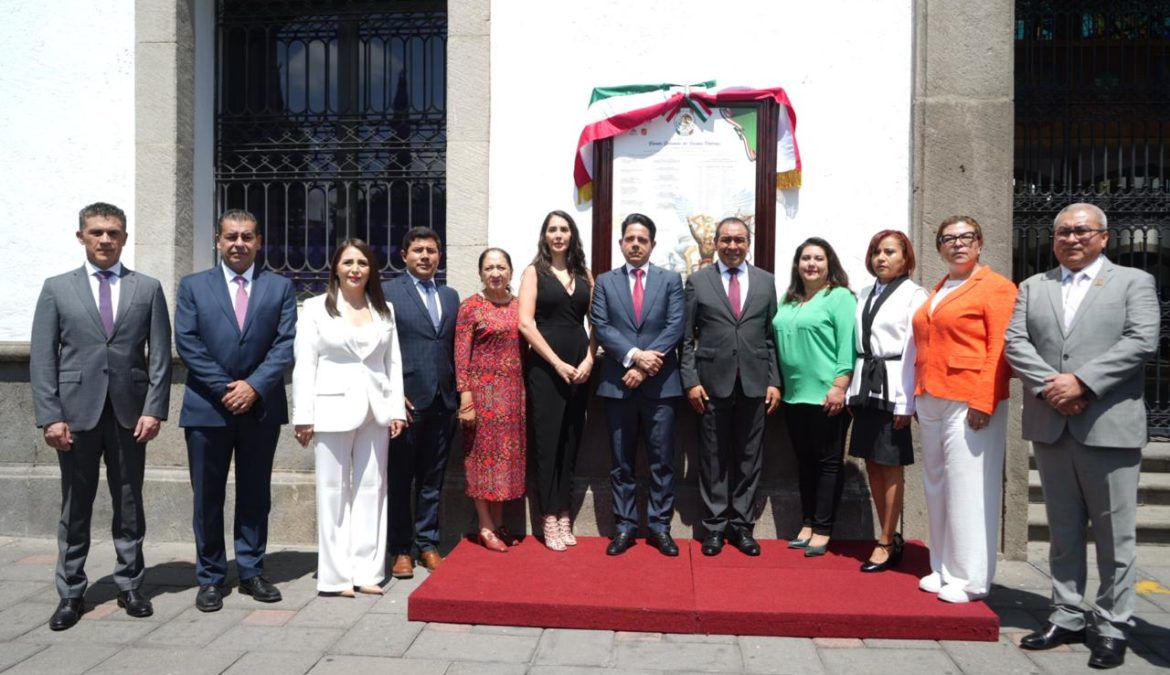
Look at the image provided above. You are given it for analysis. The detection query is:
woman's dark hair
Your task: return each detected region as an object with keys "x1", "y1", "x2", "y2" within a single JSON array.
[
  {"x1": 783, "y1": 237, "x2": 851, "y2": 304},
  {"x1": 325, "y1": 239, "x2": 391, "y2": 319},
  {"x1": 531, "y1": 210, "x2": 590, "y2": 286},
  {"x1": 478, "y1": 246, "x2": 513, "y2": 272},
  {"x1": 864, "y1": 229, "x2": 917, "y2": 277}
]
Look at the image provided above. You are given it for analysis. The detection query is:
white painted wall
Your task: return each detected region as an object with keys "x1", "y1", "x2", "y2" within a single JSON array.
[
  {"x1": 0, "y1": 0, "x2": 135, "y2": 340},
  {"x1": 488, "y1": 0, "x2": 914, "y2": 292}
]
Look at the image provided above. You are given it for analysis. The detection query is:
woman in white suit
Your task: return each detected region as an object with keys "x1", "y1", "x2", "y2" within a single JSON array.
[{"x1": 293, "y1": 239, "x2": 407, "y2": 596}]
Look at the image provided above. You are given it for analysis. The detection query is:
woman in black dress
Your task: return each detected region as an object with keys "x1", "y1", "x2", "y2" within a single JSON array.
[{"x1": 518, "y1": 210, "x2": 595, "y2": 552}]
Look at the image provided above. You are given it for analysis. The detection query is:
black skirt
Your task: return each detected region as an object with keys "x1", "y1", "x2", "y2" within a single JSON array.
[{"x1": 847, "y1": 405, "x2": 914, "y2": 466}]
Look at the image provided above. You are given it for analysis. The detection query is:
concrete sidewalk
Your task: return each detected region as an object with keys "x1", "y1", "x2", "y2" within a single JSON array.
[{"x1": 0, "y1": 538, "x2": 1167, "y2": 674}]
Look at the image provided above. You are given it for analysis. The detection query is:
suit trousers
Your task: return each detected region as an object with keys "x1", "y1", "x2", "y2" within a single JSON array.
[
  {"x1": 55, "y1": 400, "x2": 146, "y2": 598},
  {"x1": 1033, "y1": 433, "x2": 1140, "y2": 639},
  {"x1": 783, "y1": 403, "x2": 849, "y2": 536},
  {"x1": 604, "y1": 397, "x2": 677, "y2": 535},
  {"x1": 698, "y1": 379, "x2": 765, "y2": 535},
  {"x1": 185, "y1": 418, "x2": 280, "y2": 586},
  {"x1": 313, "y1": 412, "x2": 389, "y2": 592},
  {"x1": 388, "y1": 401, "x2": 455, "y2": 554},
  {"x1": 916, "y1": 394, "x2": 1007, "y2": 596}
]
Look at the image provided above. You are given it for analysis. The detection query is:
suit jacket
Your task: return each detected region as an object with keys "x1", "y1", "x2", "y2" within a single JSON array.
[
  {"x1": 912, "y1": 265, "x2": 1016, "y2": 415},
  {"x1": 381, "y1": 275, "x2": 459, "y2": 411},
  {"x1": 291, "y1": 294, "x2": 407, "y2": 431},
  {"x1": 680, "y1": 263, "x2": 780, "y2": 399},
  {"x1": 30, "y1": 265, "x2": 172, "y2": 432},
  {"x1": 1005, "y1": 258, "x2": 1158, "y2": 448},
  {"x1": 591, "y1": 264, "x2": 686, "y2": 399},
  {"x1": 174, "y1": 266, "x2": 297, "y2": 427}
]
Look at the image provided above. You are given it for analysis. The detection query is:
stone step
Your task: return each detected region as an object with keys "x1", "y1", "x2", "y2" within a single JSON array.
[
  {"x1": 1028, "y1": 442, "x2": 1170, "y2": 473},
  {"x1": 1028, "y1": 469, "x2": 1170, "y2": 506},
  {"x1": 1028, "y1": 502, "x2": 1170, "y2": 544}
]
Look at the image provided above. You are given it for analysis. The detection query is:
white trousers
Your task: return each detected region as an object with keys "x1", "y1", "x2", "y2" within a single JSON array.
[
  {"x1": 916, "y1": 394, "x2": 1007, "y2": 596},
  {"x1": 313, "y1": 413, "x2": 389, "y2": 592}
]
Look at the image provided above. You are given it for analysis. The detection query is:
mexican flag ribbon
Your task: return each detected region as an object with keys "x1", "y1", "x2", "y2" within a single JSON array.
[{"x1": 574, "y1": 82, "x2": 802, "y2": 203}]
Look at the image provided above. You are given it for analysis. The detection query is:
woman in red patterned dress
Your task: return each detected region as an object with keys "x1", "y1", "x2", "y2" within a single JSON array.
[{"x1": 455, "y1": 248, "x2": 527, "y2": 552}]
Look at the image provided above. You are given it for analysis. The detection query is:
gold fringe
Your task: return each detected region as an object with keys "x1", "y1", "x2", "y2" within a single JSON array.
[
  {"x1": 577, "y1": 183, "x2": 593, "y2": 205},
  {"x1": 776, "y1": 170, "x2": 802, "y2": 190}
]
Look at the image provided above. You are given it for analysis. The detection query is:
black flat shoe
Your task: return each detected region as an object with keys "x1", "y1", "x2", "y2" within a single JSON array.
[
  {"x1": 606, "y1": 530, "x2": 636, "y2": 556},
  {"x1": 647, "y1": 532, "x2": 679, "y2": 557},
  {"x1": 195, "y1": 584, "x2": 224, "y2": 612},
  {"x1": 239, "y1": 576, "x2": 282, "y2": 603},
  {"x1": 49, "y1": 597, "x2": 84, "y2": 631},
  {"x1": 1088, "y1": 635, "x2": 1126, "y2": 669},
  {"x1": 860, "y1": 533, "x2": 904, "y2": 573},
  {"x1": 1019, "y1": 622, "x2": 1086, "y2": 650},
  {"x1": 116, "y1": 589, "x2": 153, "y2": 617},
  {"x1": 701, "y1": 533, "x2": 724, "y2": 556}
]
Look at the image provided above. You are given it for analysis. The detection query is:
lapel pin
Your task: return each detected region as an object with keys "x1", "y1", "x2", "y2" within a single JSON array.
[{"x1": 1093, "y1": 277, "x2": 1105, "y2": 287}]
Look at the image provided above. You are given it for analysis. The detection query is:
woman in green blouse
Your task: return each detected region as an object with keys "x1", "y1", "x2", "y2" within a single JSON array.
[{"x1": 773, "y1": 237, "x2": 857, "y2": 557}]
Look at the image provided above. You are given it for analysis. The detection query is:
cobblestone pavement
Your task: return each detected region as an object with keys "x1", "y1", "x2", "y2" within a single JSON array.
[{"x1": 0, "y1": 537, "x2": 1167, "y2": 674}]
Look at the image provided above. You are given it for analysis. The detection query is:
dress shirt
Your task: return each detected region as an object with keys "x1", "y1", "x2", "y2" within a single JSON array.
[
  {"x1": 716, "y1": 260, "x2": 750, "y2": 303},
  {"x1": 1060, "y1": 254, "x2": 1105, "y2": 330},
  {"x1": 621, "y1": 263, "x2": 650, "y2": 368},
  {"x1": 407, "y1": 272, "x2": 442, "y2": 322},
  {"x1": 221, "y1": 262, "x2": 254, "y2": 312},
  {"x1": 85, "y1": 260, "x2": 123, "y2": 323}
]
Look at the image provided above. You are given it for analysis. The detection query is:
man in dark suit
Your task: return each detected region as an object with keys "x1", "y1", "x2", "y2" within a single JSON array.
[
  {"x1": 174, "y1": 209, "x2": 297, "y2": 611},
  {"x1": 30, "y1": 202, "x2": 172, "y2": 630},
  {"x1": 1006, "y1": 203, "x2": 1158, "y2": 670},
  {"x1": 591, "y1": 213, "x2": 686, "y2": 556},
  {"x1": 680, "y1": 217, "x2": 781, "y2": 556},
  {"x1": 382, "y1": 226, "x2": 460, "y2": 578}
]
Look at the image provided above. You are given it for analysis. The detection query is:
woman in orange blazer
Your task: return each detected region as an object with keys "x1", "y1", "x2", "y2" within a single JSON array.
[{"x1": 911, "y1": 216, "x2": 1016, "y2": 604}]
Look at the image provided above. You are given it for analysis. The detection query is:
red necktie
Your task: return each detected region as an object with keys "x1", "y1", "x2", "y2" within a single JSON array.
[
  {"x1": 728, "y1": 267, "x2": 742, "y2": 319},
  {"x1": 632, "y1": 268, "x2": 644, "y2": 323}
]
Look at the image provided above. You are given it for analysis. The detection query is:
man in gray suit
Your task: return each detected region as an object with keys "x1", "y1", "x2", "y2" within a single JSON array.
[
  {"x1": 30, "y1": 202, "x2": 172, "y2": 630},
  {"x1": 680, "y1": 217, "x2": 781, "y2": 557},
  {"x1": 1006, "y1": 202, "x2": 1158, "y2": 670}
]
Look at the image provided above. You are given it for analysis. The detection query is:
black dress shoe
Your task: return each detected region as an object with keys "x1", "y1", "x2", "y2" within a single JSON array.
[
  {"x1": 606, "y1": 531, "x2": 636, "y2": 556},
  {"x1": 49, "y1": 597, "x2": 84, "y2": 631},
  {"x1": 195, "y1": 584, "x2": 224, "y2": 612},
  {"x1": 647, "y1": 532, "x2": 679, "y2": 557},
  {"x1": 701, "y1": 533, "x2": 724, "y2": 556},
  {"x1": 116, "y1": 589, "x2": 153, "y2": 618},
  {"x1": 238, "y1": 576, "x2": 282, "y2": 603},
  {"x1": 1019, "y1": 623, "x2": 1086, "y2": 650},
  {"x1": 1088, "y1": 635, "x2": 1126, "y2": 669},
  {"x1": 727, "y1": 528, "x2": 761, "y2": 556}
]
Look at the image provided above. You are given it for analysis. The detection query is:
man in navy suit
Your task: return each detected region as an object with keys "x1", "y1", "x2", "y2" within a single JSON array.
[
  {"x1": 591, "y1": 214, "x2": 686, "y2": 556},
  {"x1": 382, "y1": 226, "x2": 460, "y2": 578},
  {"x1": 174, "y1": 209, "x2": 297, "y2": 611}
]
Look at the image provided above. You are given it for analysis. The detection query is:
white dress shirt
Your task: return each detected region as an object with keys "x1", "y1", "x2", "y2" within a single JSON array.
[
  {"x1": 85, "y1": 260, "x2": 123, "y2": 322},
  {"x1": 1060, "y1": 254, "x2": 1105, "y2": 330},
  {"x1": 407, "y1": 272, "x2": 442, "y2": 322},
  {"x1": 716, "y1": 260, "x2": 750, "y2": 303},
  {"x1": 221, "y1": 262, "x2": 255, "y2": 312}
]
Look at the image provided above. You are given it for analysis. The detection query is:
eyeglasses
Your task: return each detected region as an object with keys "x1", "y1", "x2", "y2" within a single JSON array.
[
  {"x1": 937, "y1": 232, "x2": 979, "y2": 247},
  {"x1": 1054, "y1": 226, "x2": 1107, "y2": 241}
]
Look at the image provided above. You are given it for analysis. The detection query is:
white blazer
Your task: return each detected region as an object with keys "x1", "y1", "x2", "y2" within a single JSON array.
[
  {"x1": 292, "y1": 293, "x2": 407, "y2": 432},
  {"x1": 846, "y1": 279, "x2": 928, "y2": 416}
]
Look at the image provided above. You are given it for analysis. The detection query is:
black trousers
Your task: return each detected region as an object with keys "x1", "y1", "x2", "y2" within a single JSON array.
[
  {"x1": 388, "y1": 401, "x2": 455, "y2": 554},
  {"x1": 698, "y1": 379, "x2": 765, "y2": 535},
  {"x1": 56, "y1": 400, "x2": 146, "y2": 598},
  {"x1": 784, "y1": 403, "x2": 849, "y2": 536}
]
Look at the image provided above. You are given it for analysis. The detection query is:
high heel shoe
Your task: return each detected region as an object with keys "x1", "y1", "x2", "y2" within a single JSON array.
[
  {"x1": 558, "y1": 515, "x2": 577, "y2": 546},
  {"x1": 787, "y1": 537, "x2": 811, "y2": 549},
  {"x1": 478, "y1": 528, "x2": 508, "y2": 553},
  {"x1": 804, "y1": 535, "x2": 830, "y2": 557},
  {"x1": 860, "y1": 533, "x2": 904, "y2": 572},
  {"x1": 495, "y1": 525, "x2": 521, "y2": 546},
  {"x1": 542, "y1": 517, "x2": 566, "y2": 552}
]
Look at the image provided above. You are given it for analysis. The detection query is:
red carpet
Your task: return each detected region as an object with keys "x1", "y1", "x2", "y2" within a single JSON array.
[{"x1": 408, "y1": 536, "x2": 999, "y2": 641}]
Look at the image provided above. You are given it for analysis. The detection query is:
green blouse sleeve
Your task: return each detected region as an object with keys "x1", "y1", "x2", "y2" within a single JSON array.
[{"x1": 829, "y1": 288, "x2": 857, "y2": 378}]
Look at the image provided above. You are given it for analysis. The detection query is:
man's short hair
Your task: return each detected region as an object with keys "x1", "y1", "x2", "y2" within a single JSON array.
[
  {"x1": 715, "y1": 217, "x2": 750, "y2": 241},
  {"x1": 218, "y1": 209, "x2": 259, "y2": 235},
  {"x1": 620, "y1": 213, "x2": 656, "y2": 242},
  {"x1": 79, "y1": 202, "x2": 126, "y2": 231},
  {"x1": 1053, "y1": 202, "x2": 1108, "y2": 229},
  {"x1": 402, "y1": 226, "x2": 443, "y2": 251}
]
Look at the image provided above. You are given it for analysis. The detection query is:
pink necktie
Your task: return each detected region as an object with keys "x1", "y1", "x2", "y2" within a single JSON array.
[
  {"x1": 233, "y1": 276, "x2": 248, "y2": 330},
  {"x1": 728, "y1": 267, "x2": 742, "y2": 319},
  {"x1": 632, "y1": 268, "x2": 644, "y2": 323}
]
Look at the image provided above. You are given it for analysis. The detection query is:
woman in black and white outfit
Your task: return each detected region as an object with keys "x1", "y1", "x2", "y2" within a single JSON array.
[
  {"x1": 846, "y1": 230, "x2": 928, "y2": 573},
  {"x1": 292, "y1": 239, "x2": 407, "y2": 596}
]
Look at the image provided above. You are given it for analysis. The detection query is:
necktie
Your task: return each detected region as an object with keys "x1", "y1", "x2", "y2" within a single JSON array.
[
  {"x1": 233, "y1": 275, "x2": 248, "y2": 331},
  {"x1": 421, "y1": 280, "x2": 441, "y2": 330},
  {"x1": 96, "y1": 270, "x2": 115, "y2": 337},
  {"x1": 632, "y1": 268, "x2": 645, "y2": 323},
  {"x1": 728, "y1": 267, "x2": 742, "y2": 319}
]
